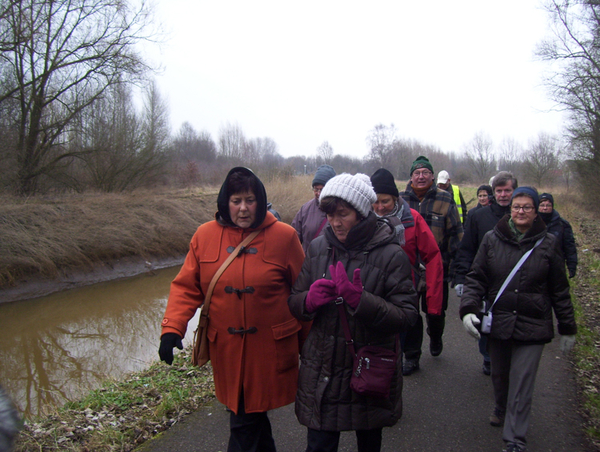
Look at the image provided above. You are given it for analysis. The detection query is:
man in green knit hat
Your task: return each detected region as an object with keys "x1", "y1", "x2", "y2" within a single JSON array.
[{"x1": 399, "y1": 156, "x2": 463, "y2": 375}]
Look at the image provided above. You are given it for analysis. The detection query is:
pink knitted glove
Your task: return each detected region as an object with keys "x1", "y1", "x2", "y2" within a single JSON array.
[
  {"x1": 329, "y1": 261, "x2": 363, "y2": 309},
  {"x1": 305, "y1": 278, "x2": 337, "y2": 313}
]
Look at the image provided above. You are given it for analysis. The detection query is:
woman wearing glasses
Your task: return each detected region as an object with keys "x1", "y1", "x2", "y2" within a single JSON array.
[{"x1": 459, "y1": 187, "x2": 577, "y2": 452}]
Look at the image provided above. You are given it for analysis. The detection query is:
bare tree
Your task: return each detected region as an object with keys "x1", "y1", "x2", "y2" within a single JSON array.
[
  {"x1": 0, "y1": 0, "x2": 157, "y2": 194},
  {"x1": 170, "y1": 122, "x2": 216, "y2": 186},
  {"x1": 141, "y1": 81, "x2": 170, "y2": 156},
  {"x1": 316, "y1": 140, "x2": 334, "y2": 164},
  {"x1": 218, "y1": 122, "x2": 246, "y2": 160},
  {"x1": 366, "y1": 123, "x2": 396, "y2": 169},
  {"x1": 538, "y1": 0, "x2": 600, "y2": 196},
  {"x1": 498, "y1": 136, "x2": 524, "y2": 179},
  {"x1": 172, "y1": 122, "x2": 216, "y2": 164},
  {"x1": 73, "y1": 83, "x2": 142, "y2": 192},
  {"x1": 524, "y1": 132, "x2": 562, "y2": 187},
  {"x1": 68, "y1": 82, "x2": 167, "y2": 192},
  {"x1": 464, "y1": 132, "x2": 497, "y2": 182}
]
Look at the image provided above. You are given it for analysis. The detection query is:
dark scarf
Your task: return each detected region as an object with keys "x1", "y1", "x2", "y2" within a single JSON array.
[
  {"x1": 539, "y1": 211, "x2": 553, "y2": 225},
  {"x1": 325, "y1": 212, "x2": 378, "y2": 251}
]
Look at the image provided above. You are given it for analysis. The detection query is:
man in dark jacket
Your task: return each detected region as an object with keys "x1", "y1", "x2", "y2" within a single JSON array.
[
  {"x1": 399, "y1": 156, "x2": 463, "y2": 373},
  {"x1": 539, "y1": 193, "x2": 578, "y2": 278},
  {"x1": 453, "y1": 171, "x2": 518, "y2": 375}
]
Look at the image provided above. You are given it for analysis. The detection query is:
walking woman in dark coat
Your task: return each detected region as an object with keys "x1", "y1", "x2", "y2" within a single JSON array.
[
  {"x1": 459, "y1": 187, "x2": 577, "y2": 452},
  {"x1": 538, "y1": 192, "x2": 578, "y2": 278},
  {"x1": 288, "y1": 173, "x2": 419, "y2": 452}
]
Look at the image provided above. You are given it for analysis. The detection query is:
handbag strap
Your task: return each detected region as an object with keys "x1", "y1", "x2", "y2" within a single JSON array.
[
  {"x1": 487, "y1": 236, "x2": 544, "y2": 313},
  {"x1": 198, "y1": 230, "x2": 261, "y2": 326},
  {"x1": 336, "y1": 298, "x2": 357, "y2": 356},
  {"x1": 335, "y1": 298, "x2": 399, "y2": 358},
  {"x1": 314, "y1": 217, "x2": 328, "y2": 240}
]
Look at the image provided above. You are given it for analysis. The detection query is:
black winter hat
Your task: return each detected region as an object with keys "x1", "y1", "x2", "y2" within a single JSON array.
[
  {"x1": 370, "y1": 168, "x2": 399, "y2": 197},
  {"x1": 312, "y1": 165, "x2": 336, "y2": 187},
  {"x1": 539, "y1": 193, "x2": 554, "y2": 206},
  {"x1": 512, "y1": 186, "x2": 540, "y2": 212}
]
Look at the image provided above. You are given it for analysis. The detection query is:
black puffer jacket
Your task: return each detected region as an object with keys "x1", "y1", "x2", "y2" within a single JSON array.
[
  {"x1": 288, "y1": 213, "x2": 419, "y2": 431},
  {"x1": 453, "y1": 202, "x2": 511, "y2": 285},
  {"x1": 459, "y1": 215, "x2": 577, "y2": 343},
  {"x1": 540, "y1": 209, "x2": 578, "y2": 277}
]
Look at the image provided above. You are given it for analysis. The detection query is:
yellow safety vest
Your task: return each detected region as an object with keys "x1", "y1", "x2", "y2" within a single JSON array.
[{"x1": 452, "y1": 185, "x2": 465, "y2": 223}]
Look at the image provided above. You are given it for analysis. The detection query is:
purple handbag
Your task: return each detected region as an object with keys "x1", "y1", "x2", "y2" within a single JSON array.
[{"x1": 336, "y1": 298, "x2": 399, "y2": 399}]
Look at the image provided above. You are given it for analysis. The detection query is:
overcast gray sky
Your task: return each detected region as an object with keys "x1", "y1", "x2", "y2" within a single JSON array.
[{"x1": 151, "y1": 0, "x2": 564, "y2": 159}]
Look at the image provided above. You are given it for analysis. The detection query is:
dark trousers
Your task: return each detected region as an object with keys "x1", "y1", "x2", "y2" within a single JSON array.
[
  {"x1": 306, "y1": 427, "x2": 382, "y2": 452},
  {"x1": 479, "y1": 334, "x2": 490, "y2": 363},
  {"x1": 488, "y1": 337, "x2": 544, "y2": 449},
  {"x1": 403, "y1": 282, "x2": 448, "y2": 360},
  {"x1": 228, "y1": 394, "x2": 276, "y2": 452}
]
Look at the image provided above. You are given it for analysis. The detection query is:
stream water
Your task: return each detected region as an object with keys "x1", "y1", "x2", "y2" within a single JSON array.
[{"x1": 0, "y1": 266, "x2": 199, "y2": 417}]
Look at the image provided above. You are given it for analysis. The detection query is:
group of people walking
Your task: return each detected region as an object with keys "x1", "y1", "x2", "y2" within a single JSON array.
[{"x1": 158, "y1": 159, "x2": 579, "y2": 452}]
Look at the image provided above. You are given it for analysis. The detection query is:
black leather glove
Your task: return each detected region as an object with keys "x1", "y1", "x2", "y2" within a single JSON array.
[
  {"x1": 159, "y1": 333, "x2": 183, "y2": 365},
  {"x1": 569, "y1": 269, "x2": 576, "y2": 279}
]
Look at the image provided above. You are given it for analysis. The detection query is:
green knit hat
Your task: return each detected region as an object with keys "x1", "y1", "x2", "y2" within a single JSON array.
[{"x1": 410, "y1": 156, "x2": 433, "y2": 175}]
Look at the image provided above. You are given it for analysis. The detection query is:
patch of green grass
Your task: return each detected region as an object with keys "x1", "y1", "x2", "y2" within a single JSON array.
[
  {"x1": 15, "y1": 348, "x2": 216, "y2": 452},
  {"x1": 568, "y1": 233, "x2": 600, "y2": 447}
]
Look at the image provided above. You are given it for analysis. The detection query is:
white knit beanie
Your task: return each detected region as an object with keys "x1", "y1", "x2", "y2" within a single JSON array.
[{"x1": 319, "y1": 173, "x2": 377, "y2": 218}]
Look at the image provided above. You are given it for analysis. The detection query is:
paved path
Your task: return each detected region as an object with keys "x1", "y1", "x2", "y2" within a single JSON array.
[{"x1": 138, "y1": 291, "x2": 590, "y2": 452}]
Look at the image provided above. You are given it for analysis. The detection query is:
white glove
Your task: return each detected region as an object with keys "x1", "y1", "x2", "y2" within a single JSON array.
[
  {"x1": 559, "y1": 335, "x2": 576, "y2": 354},
  {"x1": 462, "y1": 313, "x2": 481, "y2": 340},
  {"x1": 455, "y1": 284, "x2": 464, "y2": 297}
]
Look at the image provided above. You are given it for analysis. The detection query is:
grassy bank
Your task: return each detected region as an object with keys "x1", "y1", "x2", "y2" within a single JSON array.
[
  {"x1": 14, "y1": 349, "x2": 215, "y2": 452},
  {"x1": 5, "y1": 180, "x2": 600, "y2": 451},
  {"x1": 0, "y1": 176, "x2": 313, "y2": 296},
  {"x1": 568, "y1": 212, "x2": 600, "y2": 450}
]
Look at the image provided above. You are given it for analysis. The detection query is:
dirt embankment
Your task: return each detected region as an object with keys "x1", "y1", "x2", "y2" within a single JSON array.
[
  {"x1": 0, "y1": 189, "x2": 219, "y2": 303},
  {"x1": 0, "y1": 177, "x2": 311, "y2": 304}
]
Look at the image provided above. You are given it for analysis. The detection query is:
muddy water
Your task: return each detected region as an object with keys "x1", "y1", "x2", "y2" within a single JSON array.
[{"x1": 0, "y1": 266, "x2": 199, "y2": 417}]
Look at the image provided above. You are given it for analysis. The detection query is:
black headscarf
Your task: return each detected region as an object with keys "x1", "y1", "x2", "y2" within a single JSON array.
[{"x1": 216, "y1": 167, "x2": 268, "y2": 228}]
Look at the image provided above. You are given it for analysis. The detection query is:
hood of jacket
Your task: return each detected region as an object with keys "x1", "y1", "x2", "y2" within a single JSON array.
[{"x1": 216, "y1": 167, "x2": 268, "y2": 229}]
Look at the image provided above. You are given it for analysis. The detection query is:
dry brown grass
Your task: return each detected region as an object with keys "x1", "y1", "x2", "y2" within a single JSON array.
[
  {"x1": 0, "y1": 188, "x2": 219, "y2": 289},
  {"x1": 0, "y1": 180, "x2": 315, "y2": 291},
  {"x1": 264, "y1": 175, "x2": 314, "y2": 224}
]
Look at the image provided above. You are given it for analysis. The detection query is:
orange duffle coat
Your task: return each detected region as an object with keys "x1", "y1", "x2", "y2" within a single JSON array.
[{"x1": 161, "y1": 211, "x2": 307, "y2": 414}]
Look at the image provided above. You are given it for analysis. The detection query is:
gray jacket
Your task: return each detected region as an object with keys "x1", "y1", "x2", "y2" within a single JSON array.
[{"x1": 291, "y1": 198, "x2": 328, "y2": 253}]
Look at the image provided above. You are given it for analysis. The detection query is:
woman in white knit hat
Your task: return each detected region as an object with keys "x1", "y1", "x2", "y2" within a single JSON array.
[{"x1": 288, "y1": 173, "x2": 419, "y2": 452}]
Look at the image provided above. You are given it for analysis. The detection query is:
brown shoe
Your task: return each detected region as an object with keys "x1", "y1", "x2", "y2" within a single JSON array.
[{"x1": 490, "y1": 407, "x2": 505, "y2": 427}]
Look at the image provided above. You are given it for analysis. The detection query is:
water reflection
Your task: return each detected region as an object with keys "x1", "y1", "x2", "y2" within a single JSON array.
[{"x1": 0, "y1": 266, "x2": 199, "y2": 417}]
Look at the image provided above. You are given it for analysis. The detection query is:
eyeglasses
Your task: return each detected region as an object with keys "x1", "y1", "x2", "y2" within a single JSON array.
[
  {"x1": 312, "y1": 187, "x2": 323, "y2": 193},
  {"x1": 412, "y1": 170, "x2": 432, "y2": 178},
  {"x1": 511, "y1": 205, "x2": 534, "y2": 213}
]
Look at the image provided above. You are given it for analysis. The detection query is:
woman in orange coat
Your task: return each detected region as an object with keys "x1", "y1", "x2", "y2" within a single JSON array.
[{"x1": 159, "y1": 167, "x2": 307, "y2": 452}]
